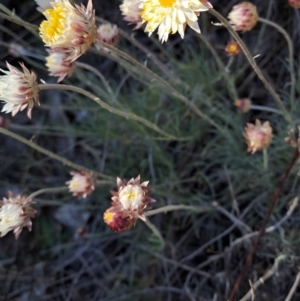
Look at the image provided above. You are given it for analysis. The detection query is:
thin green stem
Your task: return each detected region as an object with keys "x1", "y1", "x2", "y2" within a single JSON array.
[
  {"x1": 39, "y1": 84, "x2": 177, "y2": 140},
  {"x1": 209, "y1": 9, "x2": 291, "y2": 123},
  {"x1": 195, "y1": 33, "x2": 238, "y2": 100},
  {"x1": 95, "y1": 41, "x2": 229, "y2": 137},
  {"x1": 95, "y1": 16, "x2": 188, "y2": 90},
  {"x1": 145, "y1": 205, "x2": 210, "y2": 217},
  {"x1": 0, "y1": 127, "x2": 113, "y2": 180},
  {"x1": 263, "y1": 147, "x2": 268, "y2": 171},
  {"x1": 75, "y1": 62, "x2": 115, "y2": 100},
  {"x1": 144, "y1": 217, "x2": 165, "y2": 248},
  {"x1": 258, "y1": 17, "x2": 295, "y2": 110},
  {"x1": 0, "y1": 6, "x2": 39, "y2": 38},
  {"x1": 250, "y1": 104, "x2": 283, "y2": 115},
  {"x1": 27, "y1": 186, "x2": 68, "y2": 201}
]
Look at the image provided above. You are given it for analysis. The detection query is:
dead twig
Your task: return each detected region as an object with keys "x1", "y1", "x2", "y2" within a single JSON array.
[{"x1": 228, "y1": 148, "x2": 299, "y2": 301}]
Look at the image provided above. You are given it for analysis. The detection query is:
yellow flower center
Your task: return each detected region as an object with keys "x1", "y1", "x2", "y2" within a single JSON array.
[
  {"x1": 126, "y1": 191, "x2": 137, "y2": 201},
  {"x1": 40, "y1": 4, "x2": 67, "y2": 44},
  {"x1": 159, "y1": 0, "x2": 176, "y2": 7},
  {"x1": 104, "y1": 211, "x2": 115, "y2": 223}
]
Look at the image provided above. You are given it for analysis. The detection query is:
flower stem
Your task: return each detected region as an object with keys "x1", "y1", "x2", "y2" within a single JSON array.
[
  {"x1": 144, "y1": 217, "x2": 165, "y2": 248},
  {"x1": 0, "y1": 5, "x2": 39, "y2": 38},
  {"x1": 145, "y1": 205, "x2": 210, "y2": 217},
  {"x1": 263, "y1": 147, "x2": 268, "y2": 171},
  {"x1": 208, "y1": 8, "x2": 291, "y2": 124},
  {"x1": 39, "y1": 84, "x2": 177, "y2": 140},
  {"x1": 96, "y1": 16, "x2": 188, "y2": 90},
  {"x1": 27, "y1": 186, "x2": 68, "y2": 201},
  {"x1": 95, "y1": 41, "x2": 230, "y2": 138},
  {"x1": 258, "y1": 17, "x2": 295, "y2": 110},
  {"x1": 0, "y1": 127, "x2": 113, "y2": 180}
]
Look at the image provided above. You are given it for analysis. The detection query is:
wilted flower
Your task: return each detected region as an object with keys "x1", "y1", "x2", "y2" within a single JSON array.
[
  {"x1": 235, "y1": 98, "x2": 251, "y2": 113},
  {"x1": 140, "y1": 0, "x2": 212, "y2": 43},
  {"x1": 228, "y1": 2, "x2": 258, "y2": 32},
  {"x1": 244, "y1": 119, "x2": 273, "y2": 154},
  {"x1": 103, "y1": 207, "x2": 134, "y2": 232},
  {"x1": 66, "y1": 170, "x2": 96, "y2": 198},
  {"x1": 96, "y1": 24, "x2": 119, "y2": 45},
  {"x1": 35, "y1": 0, "x2": 52, "y2": 12},
  {"x1": 110, "y1": 175, "x2": 155, "y2": 220},
  {"x1": 225, "y1": 41, "x2": 241, "y2": 56},
  {"x1": 39, "y1": 0, "x2": 96, "y2": 61},
  {"x1": 0, "y1": 191, "x2": 36, "y2": 239},
  {"x1": 288, "y1": 0, "x2": 300, "y2": 8},
  {"x1": 284, "y1": 127, "x2": 299, "y2": 148},
  {"x1": 120, "y1": 0, "x2": 144, "y2": 29},
  {"x1": 46, "y1": 51, "x2": 75, "y2": 82},
  {"x1": 0, "y1": 62, "x2": 39, "y2": 118}
]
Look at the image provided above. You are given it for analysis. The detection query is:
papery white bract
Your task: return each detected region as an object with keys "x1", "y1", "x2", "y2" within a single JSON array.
[
  {"x1": 0, "y1": 192, "x2": 36, "y2": 239},
  {"x1": 0, "y1": 62, "x2": 39, "y2": 118}
]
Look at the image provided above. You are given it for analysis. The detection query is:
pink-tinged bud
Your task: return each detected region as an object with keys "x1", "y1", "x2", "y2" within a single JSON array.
[
  {"x1": 0, "y1": 62, "x2": 39, "y2": 118},
  {"x1": 46, "y1": 51, "x2": 75, "y2": 83},
  {"x1": 235, "y1": 98, "x2": 251, "y2": 113},
  {"x1": 120, "y1": 0, "x2": 144, "y2": 30},
  {"x1": 288, "y1": 0, "x2": 300, "y2": 8},
  {"x1": 225, "y1": 41, "x2": 241, "y2": 56},
  {"x1": 96, "y1": 24, "x2": 119, "y2": 46},
  {"x1": 103, "y1": 207, "x2": 134, "y2": 233},
  {"x1": 0, "y1": 191, "x2": 36, "y2": 239},
  {"x1": 228, "y1": 2, "x2": 258, "y2": 32},
  {"x1": 244, "y1": 119, "x2": 273, "y2": 154},
  {"x1": 66, "y1": 170, "x2": 96, "y2": 199},
  {"x1": 110, "y1": 175, "x2": 155, "y2": 221}
]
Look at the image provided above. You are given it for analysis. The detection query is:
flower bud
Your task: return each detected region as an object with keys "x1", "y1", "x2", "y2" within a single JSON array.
[
  {"x1": 235, "y1": 98, "x2": 251, "y2": 113},
  {"x1": 66, "y1": 170, "x2": 96, "y2": 199},
  {"x1": 288, "y1": 0, "x2": 300, "y2": 8},
  {"x1": 225, "y1": 41, "x2": 241, "y2": 56},
  {"x1": 103, "y1": 207, "x2": 134, "y2": 233},
  {"x1": 95, "y1": 24, "x2": 119, "y2": 51},
  {"x1": 228, "y1": 2, "x2": 258, "y2": 32},
  {"x1": 244, "y1": 119, "x2": 273, "y2": 154},
  {"x1": 46, "y1": 51, "x2": 75, "y2": 83}
]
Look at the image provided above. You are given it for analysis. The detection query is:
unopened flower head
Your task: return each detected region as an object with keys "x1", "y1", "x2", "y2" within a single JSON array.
[
  {"x1": 96, "y1": 24, "x2": 119, "y2": 45},
  {"x1": 39, "y1": 0, "x2": 96, "y2": 61},
  {"x1": 244, "y1": 119, "x2": 273, "y2": 154},
  {"x1": 140, "y1": 0, "x2": 212, "y2": 42},
  {"x1": 46, "y1": 51, "x2": 75, "y2": 82},
  {"x1": 0, "y1": 62, "x2": 39, "y2": 118},
  {"x1": 0, "y1": 191, "x2": 36, "y2": 239},
  {"x1": 225, "y1": 41, "x2": 241, "y2": 56},
  {"x1": 228, "y1": 2, "x2": 258, "y2": 32},
  {"x1": 103, "y1": 207, "x2": 134, "y2": 233},
  {"x1": 288, "y1": 0, "x2": 300, "y2": 8},
  {"x1": 284, "y1": 127, "x2": 299, "y2": 148},
  {"x1": 110, "y1": 175, "x2": 155, "y2": 220},
  {"x1": 120, "y1": 0, "x2": 144, "y2": 29},
  {"x1": 66, "y1": 170, "x2": 96, "y2": 198},
  {"x1": 35, "y1": 0, "x2": 52, "y2": 12},
  {"x1": 235, "y1": 98, "x2": 251, "y2": 113}
]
